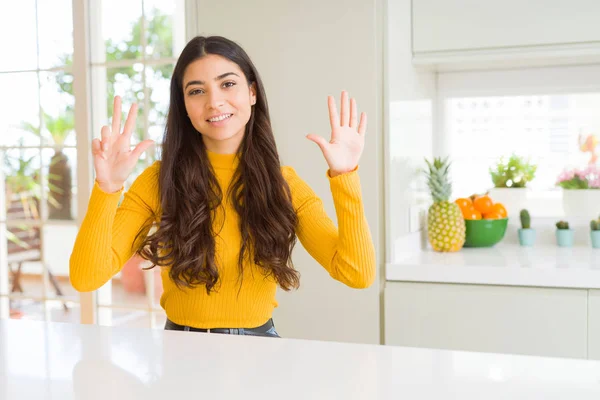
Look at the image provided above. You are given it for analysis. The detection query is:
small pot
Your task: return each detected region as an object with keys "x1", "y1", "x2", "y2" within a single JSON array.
[
  {"x1": 591, "y1": 231, "x2": 600, "y2": 249},
  {"x1": 556, "y1": 229, "x2": 575, "y2": 247},
  {"x1": 518, "y1": 228, "x2": 536, "y2": 246}
]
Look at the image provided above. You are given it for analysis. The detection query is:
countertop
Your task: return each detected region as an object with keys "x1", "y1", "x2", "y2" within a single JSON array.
[
  {"x1": 2, "y1": 319, "x2": 600, "y2": 399},
  {"x1": 387, "y1": 242, "x2": 600, "y2": 289}
]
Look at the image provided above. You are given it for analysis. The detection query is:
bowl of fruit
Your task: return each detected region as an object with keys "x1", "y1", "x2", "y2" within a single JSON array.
[{"x1": 455, "y1": 194, "x2": 508, "y2": 247}]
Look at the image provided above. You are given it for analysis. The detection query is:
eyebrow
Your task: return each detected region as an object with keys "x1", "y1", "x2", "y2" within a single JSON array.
[{"x1": 184, "y1": 72, "x2": 240, "y2": 89}]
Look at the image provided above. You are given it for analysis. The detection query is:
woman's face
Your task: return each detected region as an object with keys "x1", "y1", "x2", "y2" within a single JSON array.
[{"x1": 182, "y1": 54, "x2": 256, "y2": 153}]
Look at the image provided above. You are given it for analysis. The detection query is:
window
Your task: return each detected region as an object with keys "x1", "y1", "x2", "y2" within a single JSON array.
[
  {"x1": 446, "y1": 93, "x2": 600, "y2": 197},
  {"x1": 0, "y1": 0, "x2": 80, "y2": 322},
  {"x1": 438, "y1": 65, "x2": 600, "y2": 217},
  {"x1": 90, "y1": 0, "x2": 185, "y2": 329},
  {"x1": 0, "y1": 0, "x2": 186, "y2": 327}
]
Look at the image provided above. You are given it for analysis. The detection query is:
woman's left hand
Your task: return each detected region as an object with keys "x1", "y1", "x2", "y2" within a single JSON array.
[{"x1": 306, "y1": 91, "x2": 367, "y2": 177}]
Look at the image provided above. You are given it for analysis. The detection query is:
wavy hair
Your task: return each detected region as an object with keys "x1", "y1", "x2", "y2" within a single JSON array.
[{"x1": 135, "y1": 36, "x2": 299, "y2": 293}]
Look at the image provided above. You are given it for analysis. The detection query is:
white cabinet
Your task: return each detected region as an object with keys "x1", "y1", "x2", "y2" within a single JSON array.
[
  {"x1": 384, "y1": 281, "x2": 588, "y2": 359},
  {"x1": 412, "y1": 0, "x2": 600, "y2": 54},
  {"x1": 590, "y1": 290, "x2": 600, "y2": 360}
]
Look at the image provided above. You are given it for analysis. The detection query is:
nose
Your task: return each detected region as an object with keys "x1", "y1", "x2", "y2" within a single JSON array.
[{"x1": 206, "y1": 91, "x2": 225, "y2": 110}]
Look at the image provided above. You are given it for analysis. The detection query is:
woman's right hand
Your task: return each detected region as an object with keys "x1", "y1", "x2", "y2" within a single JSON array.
[{"x1": 92, "y1": 96, "x2": 155, "y2": 193}]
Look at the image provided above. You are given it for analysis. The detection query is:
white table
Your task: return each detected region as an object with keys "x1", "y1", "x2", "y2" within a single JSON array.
[{"x1": 2, "y1": 320, "x2": 600, "y2": 399}]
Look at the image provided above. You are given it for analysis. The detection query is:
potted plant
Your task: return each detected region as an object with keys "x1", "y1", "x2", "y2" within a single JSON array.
[
  {"x1": 488, "y1": 154, "x2": 537, "y2": 219},
  {"x1": 555, "y1": 220, "x2": 574, "y2": 247},
  {"x1": 21, "y1": 110, "x2": 74, "y2": 220},
  {"x1": 556, "y1": 164, "x2": 600, "y2": 218},
  {"x1": 591, "y1": 216, "x2": 600, "y2": 249},
  {"x1": 518, "y1": 209, "x2": 535, "y2": 246}
]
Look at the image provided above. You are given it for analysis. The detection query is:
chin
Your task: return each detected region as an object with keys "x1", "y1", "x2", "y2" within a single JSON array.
[{"x1": 201, "y1": 128, "x2": 244, "y2": 143}]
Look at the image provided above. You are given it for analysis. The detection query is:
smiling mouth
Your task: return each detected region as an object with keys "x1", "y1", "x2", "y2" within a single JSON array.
[{"x1": 207, "y1": 113, "x2": 233, "y2": 122}]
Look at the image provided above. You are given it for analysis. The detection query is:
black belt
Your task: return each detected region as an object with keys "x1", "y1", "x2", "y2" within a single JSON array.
[{"x1": 165, "y1": 318, "x2": 274, "y2": 335}]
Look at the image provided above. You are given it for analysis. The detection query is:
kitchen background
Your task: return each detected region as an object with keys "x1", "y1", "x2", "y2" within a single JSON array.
[{"x1": 1, "y1": 0, "x2": 600, "y2": 360}]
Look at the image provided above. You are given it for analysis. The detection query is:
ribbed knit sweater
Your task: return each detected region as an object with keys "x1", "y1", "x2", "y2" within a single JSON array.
[{"x1": 70, "y1": 151, "x2": 375, "y2": 329}]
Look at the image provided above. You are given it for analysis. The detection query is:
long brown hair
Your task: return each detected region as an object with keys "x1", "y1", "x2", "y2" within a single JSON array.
[{"x1": 136, "y1": 36, "x2": 299, "y2": 293}]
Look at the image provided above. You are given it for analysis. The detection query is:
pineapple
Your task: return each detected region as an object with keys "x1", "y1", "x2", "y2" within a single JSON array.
[{"x1": 424, "y1": 157, "x2": 465, "y2": 252}]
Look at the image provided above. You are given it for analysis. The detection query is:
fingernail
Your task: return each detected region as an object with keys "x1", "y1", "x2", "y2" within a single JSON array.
[{"x1": 102, "y1": 143, "x2": 108, "y2": 151}]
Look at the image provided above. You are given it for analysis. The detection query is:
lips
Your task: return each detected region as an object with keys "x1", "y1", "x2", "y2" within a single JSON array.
[{"x1": 207, "y1": 113, "x2": 233, "y2": 122}]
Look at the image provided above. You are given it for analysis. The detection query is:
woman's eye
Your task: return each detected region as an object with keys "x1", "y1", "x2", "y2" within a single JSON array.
[
  {"x1": 223, "y1": 81, "x2": 236, "y2": 88},
  {"x1": 189, "y1": 89, "x2": 203, "y2": 95}
]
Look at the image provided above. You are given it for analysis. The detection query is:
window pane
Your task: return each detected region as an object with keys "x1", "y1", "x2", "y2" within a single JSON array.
[
  {"x1": 446, "y1": 93, "x2": 600, "y2": 196},
  {"x1": 40, "y1": 71, "x2": 76, "y2": 147},
  {"x1": 0, "y1": 1, "x2": 37, "y2": 71},
  {"x1": 41, "y1": 222, "x2": 79, "y2": 301},
  {"x1": 42, "y1": 148, "x2": 76, "y2": 221},
  {"x1": 7, "y1": 298, "x2": 45, "y2": 321},
  {"x1": 98, "y1": 0, "x2": 143, "y2": 63},
  {"x1": 147, "y1": 64, "x2": 172, "y2": 144},
  {"x1": 46, "y1": 299, "x2": 80, "y2": 323},
  {"x1": 3, "y1": 148, "x2": 42, "y2": 222},
  {"x1": 144, "y1": 0, "x2": 176, "y2": 59},
  {"x1": 3, "y1": 222, "x2": 45, "y2": 307},
  {"x1": 97, "y1": 255, "x2": 157, "y2": 308},
  {"x1": 0, "y1": 73, "x2": 41, "y2": 146},
  {"x1": 37, "y1": 0, "x2": 73, "y2": 69}
]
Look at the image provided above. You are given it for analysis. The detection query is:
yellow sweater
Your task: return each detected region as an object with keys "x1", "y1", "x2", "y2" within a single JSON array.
[{"x1": 70, "y1": 151, "x2": 375, "y2": 329}]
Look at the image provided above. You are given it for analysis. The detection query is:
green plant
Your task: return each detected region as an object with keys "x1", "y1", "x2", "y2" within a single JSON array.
[
  {"x1": 556, "y1": 220, "x2": 570, "y2": 230},
  {"x1": 20, "y1": 111, "x2": 74, "y2": 219},
  {"x1": 520, "y1": 209, "x2": 531, "y2": 229},
  {"x1": 3, "y1": 147, "x2": 42, "y2": 249},
  {"x1": 489, "y1": 154, "x2": 537, "y2": 188},
  {"x1": 4, "y1": 145, "x2": 41, "y2": 217},
  {"x1": 591, "y1": 215, "x2": 600, "y2": 231}
]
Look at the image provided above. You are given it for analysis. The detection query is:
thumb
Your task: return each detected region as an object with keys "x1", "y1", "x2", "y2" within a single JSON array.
[
  {"x1": 306, "y1": 134, "x2": 329, "y2": 153},
  {"x1": 131, "y1": 139, "x2": 155, "y2": 159}
]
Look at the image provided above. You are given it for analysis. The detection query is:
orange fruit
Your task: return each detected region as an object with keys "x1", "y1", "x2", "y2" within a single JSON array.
[
  {"x1": 469, "y1": 192, "x2": 485, "y2": 202},
  {"x1": 454, "y1": 197, "x2": 473, "y2": 210},
  {"x1": 483, "y1": 212, "x2": 503, "y2": 220},
  {"x1": 487, "y1": 203, "x2": 507, "y2": 218},
  {"x1": 473, "y1": 195, "x2": 493, "y2": 214},
  {"x1": 462, "y1": 207, "x2": 482, "y2": 220}
]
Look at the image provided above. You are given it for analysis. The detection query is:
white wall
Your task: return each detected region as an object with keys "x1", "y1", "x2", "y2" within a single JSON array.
[
  {"x1": 194, "y1": 0, "x2": 382, "y2": 344},
  {"x1": 385, "y1": 0, "x2": 437, "y2": 264}
]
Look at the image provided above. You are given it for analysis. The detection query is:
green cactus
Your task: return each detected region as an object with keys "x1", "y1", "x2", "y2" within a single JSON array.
[
  {"x1": 520, "y1": 209, "x2": 531, "y2": 229},
  {"x1": 591, "y1": 219, "x2": 600, "y2": 231},
  {"x1": 556, "y1": 220, "x2": 570, "y2": 230}
]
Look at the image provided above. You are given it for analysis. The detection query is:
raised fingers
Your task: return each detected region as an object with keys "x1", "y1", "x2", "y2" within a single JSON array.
[
  {"x1": 111, "y1": 96, "x2": 122, "y2": 137},
  {"x1": 328, "y1": 95, "x2": 339, "y2": 132},
  {"x1": 358, "y1": 112, "x2": 367, "y2": 135},
  {"x1": 121, "y1": 103, "x2": 138, "y2": 141},
  {"x1": 92, "y1": 138, "x2": 103, "y2": 158},
  {"x1": 340, "y1": 91, "x2": 349, "y2": 127},
  {"x1": 350, "y1": 98, "x2": 357, "y2": 129},
  {"x1": 100, "y1": 125, "x2": 111, "y2": 152},
  {"x1": 131, "y1": 139, "x2": 155, "y2": 160}
]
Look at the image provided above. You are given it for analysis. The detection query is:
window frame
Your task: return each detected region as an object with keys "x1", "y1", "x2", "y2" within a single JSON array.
[
  {"x1": 435, "y1": 64, "x2": 600, "y2": 218},
  {"x1": 0, "y1": 0, "x2": 190, "y2": 326}
]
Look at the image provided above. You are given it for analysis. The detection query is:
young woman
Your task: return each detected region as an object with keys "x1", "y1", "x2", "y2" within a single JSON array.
[{"x1": 70, "y1": 36, "x2": 375, "y2": 338}]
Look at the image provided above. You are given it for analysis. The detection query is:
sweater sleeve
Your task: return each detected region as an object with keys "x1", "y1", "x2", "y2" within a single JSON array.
[
  {"x1": 69, "y1": 162, "x2": 161, "y2": 292},
  {"x1": 282, "y1": 166, "x2": 376, "y2": 288}
]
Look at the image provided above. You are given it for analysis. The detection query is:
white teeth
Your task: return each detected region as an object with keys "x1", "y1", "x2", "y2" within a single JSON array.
[{"x1": 208, "y1": 114, "x2": 232, "y2": 122}]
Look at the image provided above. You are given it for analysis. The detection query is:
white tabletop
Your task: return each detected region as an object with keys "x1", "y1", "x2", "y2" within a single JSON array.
[
  {"x1": 387, "y1": 243, "x2": 600, "y2": 289},
  {"x1": 2, "y1": 319, "x2": 600, "y2": 399}
]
